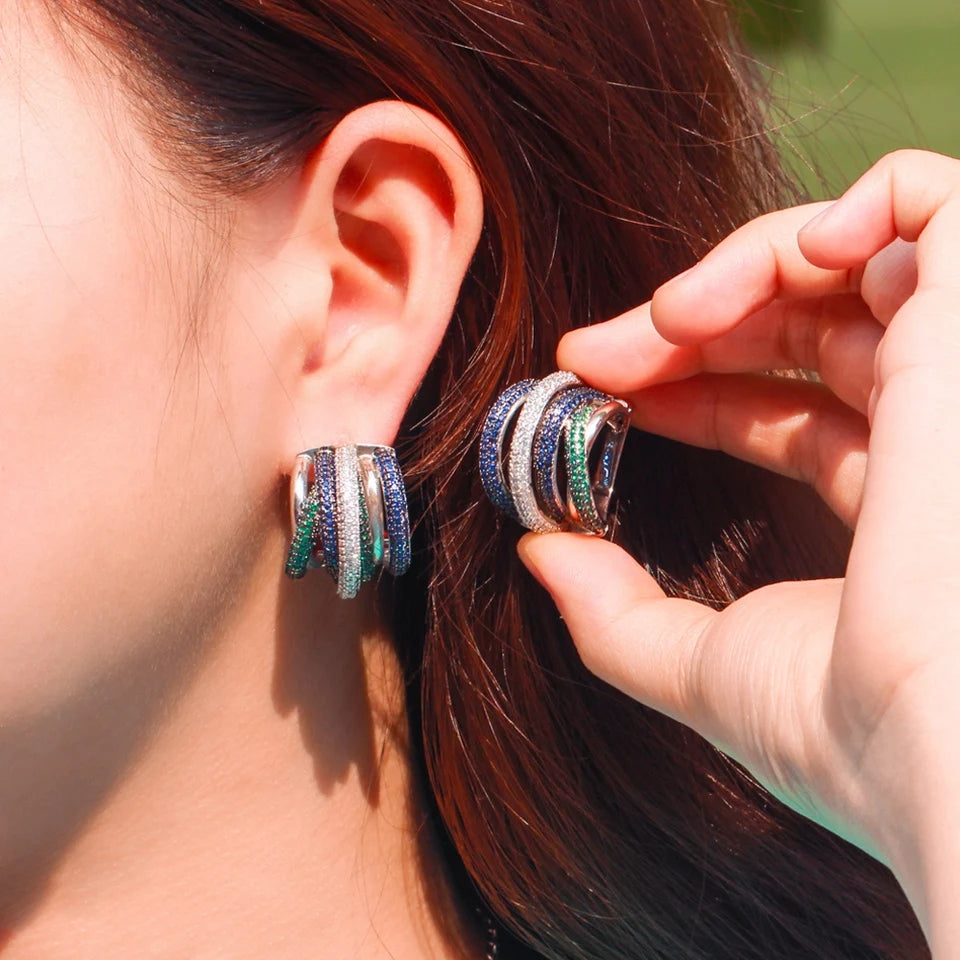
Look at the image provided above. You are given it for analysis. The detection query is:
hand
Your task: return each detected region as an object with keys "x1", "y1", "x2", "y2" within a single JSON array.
[{"x1": 516, "y1": 149, "x2": 960, "y2": 950}]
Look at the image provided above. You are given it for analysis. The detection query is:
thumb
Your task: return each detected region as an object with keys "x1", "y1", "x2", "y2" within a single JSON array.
[
  {"x1": 516, "y1": 530, "x2": 854, "y2": 838},
  {"x1": 516, "y1": 530, "x2": 718, "y2": 726}
]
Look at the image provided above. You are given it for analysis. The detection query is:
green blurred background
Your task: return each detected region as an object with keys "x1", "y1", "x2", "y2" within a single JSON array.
[{"x1": 735, "y1": 0, "x2": 960, "y2": 197}]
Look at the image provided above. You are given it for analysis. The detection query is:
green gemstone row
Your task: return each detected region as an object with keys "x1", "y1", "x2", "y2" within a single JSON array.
[
  {"x1": 357, "y1": 482, "x2": 376, "y2": 583},
  {"x1": 287, "y1": 472, "x2": 381, "y2": 586},
  {"x1": 565, "y1": 402, "x2": 600, "y2": 529},
  {"x1": 284, "y1": 492, "x2": 321, "y2": 579}
]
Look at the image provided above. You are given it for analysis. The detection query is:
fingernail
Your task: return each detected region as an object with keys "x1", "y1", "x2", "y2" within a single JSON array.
[{"x1": 798, "y1": 201, "x2": 838, "y2": 235}]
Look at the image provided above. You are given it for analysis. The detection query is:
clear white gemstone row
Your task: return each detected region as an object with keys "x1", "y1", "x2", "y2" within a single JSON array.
[
  {"x1": 508, "y1": 370, "x2": 581, "y2": 533},
  {"x1": 335, "y1": 445, "x2": 362, "y2": 598}
]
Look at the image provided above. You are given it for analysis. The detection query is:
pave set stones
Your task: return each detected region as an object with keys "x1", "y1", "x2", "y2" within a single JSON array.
[
  {"x1": 566, "y1": 400, "x2": 601, "y2": 530},
  {"x1": 373, "y1": 445, "x2": 411, "y2": 577},
  {"x1": 335, "y1": 445, "x2": 362, "y2": 599},
  {"x1": 480, "y1": 372, "x2": 632, "y2": 537},
  {"x1": 315, "y1": 448, "x2": 339, "y2": 574},
  {"x1": 284, "y1": 444, "x2": 412, "y2": 597},
  {"x1": 508, "y1": 371, "x2": 582, "y2": 532},
  {"x1": 534, "y1": 385, "x2": 606, "y2": 522},
  {"x1": 285, "y1": 372, "x2": 629, "y2": 592},
  {"x1": 479, "y1": 378, "x2": 536, "y2": 522}
]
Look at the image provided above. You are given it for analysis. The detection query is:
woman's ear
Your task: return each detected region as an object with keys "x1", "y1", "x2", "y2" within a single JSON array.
[{"x1": 240, "y1": 100, "x2": 484, "y2": 453}]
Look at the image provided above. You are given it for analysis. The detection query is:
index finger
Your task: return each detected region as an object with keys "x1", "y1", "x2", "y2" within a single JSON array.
[
  {"x1": 796, "y1": 149, "x2": 960, "y2": 291},
  {"x1": 649, "y1": 200, "x2": 854, "y2": 345}
]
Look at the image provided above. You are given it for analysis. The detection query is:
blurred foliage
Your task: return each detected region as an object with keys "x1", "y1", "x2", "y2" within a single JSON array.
[
  {"x1": 735, "y1": 0, "x2": 960, "y2": 197},
  {"x1": 732, "y1": 0, "x2": 827, "y2": 51}
]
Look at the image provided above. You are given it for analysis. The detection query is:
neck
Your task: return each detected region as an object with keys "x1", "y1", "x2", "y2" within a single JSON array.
[{"x1": 0, "y1": 543, "x2": 482, "y2": 960}]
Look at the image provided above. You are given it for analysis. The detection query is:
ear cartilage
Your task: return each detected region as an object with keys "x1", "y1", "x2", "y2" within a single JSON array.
[{"x1": 480, "y1": 372, "x2": 632, "y2": 538}]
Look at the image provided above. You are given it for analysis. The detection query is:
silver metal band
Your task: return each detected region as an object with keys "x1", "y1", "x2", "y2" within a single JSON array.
[
  {"x1": 356, "y1": 445, "x2": 387, "y2": 568},
  {"x1": 285, "y1": 442, "x2": 412, "y2": 595},
  {"x1": 290, "y1": 451, "x2": 314, "y2": 534},
  {"x1": 482, "y1": 371, "x2": 633, "y2": 538},
  {"x1": 508, "y1": 370, "x2": 581, "y2": 533},
  {"x1": 564, "y1": 397, "x2": 631, "y2": 536}
]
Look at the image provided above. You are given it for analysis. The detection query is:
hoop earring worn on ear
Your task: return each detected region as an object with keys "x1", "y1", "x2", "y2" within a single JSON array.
[
  {"x1": 284, "y1": 443, "x2": 411, "y2": 599},
  {"x1": 480, "y1": 372, "x2": 632, "y2": 538}
]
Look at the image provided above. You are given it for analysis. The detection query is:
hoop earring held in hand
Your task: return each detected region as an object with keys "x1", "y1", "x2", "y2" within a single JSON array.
[
  {"x1": 284, "y1": 444, "x2": 411, "y2": 599},
  {"x1": 480, "y1": 372, "x2": 632, "y2": 537}
]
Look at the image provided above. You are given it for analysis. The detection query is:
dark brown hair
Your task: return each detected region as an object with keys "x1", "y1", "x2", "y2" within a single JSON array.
[{"x1": 45, "y1": 1, "x2": 927, "y2": 957}]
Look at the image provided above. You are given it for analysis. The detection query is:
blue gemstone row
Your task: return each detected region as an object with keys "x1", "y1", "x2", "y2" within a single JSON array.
[
  {"x1": 599, "y1": 434, "x2": 618, "y2": 488},
  {"x1": 479, "y1": 378, "x2": 536, "y2": 521},
  {"x1": 315, "y1": 448, "x2": 339, "y2": 575},
  {"x1": 374, "y1": 446, "x2": 411, "y2": 577},
  {"x1": 285, "y1": 444, "x2": 413, "y2": 588},
  {"x1": 533, "y1": 386, "x2": 605, "y2": 521}
]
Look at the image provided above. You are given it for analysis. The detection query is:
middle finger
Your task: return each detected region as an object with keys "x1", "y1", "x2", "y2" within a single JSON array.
[
  {"x1": 558, "y1": 292, "x2": 883, "y2": 415},
  {"x1": 649, "y1": 201, "x2": 856, "y2": 344}
]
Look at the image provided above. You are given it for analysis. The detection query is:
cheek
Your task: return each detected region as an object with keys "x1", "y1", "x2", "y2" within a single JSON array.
[{"x1": 0, "y1": 98, "x2": 261, "y2": 716}]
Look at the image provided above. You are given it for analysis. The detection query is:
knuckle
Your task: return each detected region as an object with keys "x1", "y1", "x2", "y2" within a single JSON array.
[
  {"x1": 872, "y1": 147, "x2": 925, "y2": 178},
  {"x1": 876, "y1": 294, "x2": 960, "y2": 387},
  {"x1": 883, "y1": 147, "x2": 920, "y2": 166},
  {"x1": 773, "y1": 301, "x2": 795, "y2": 368},
  {"x1": 706, "y1": 375, "x2": 724, "y2": 451},
  {"x1": 781, "y1": 297, "x2": 824, "y2": 371},
  {"x1": 579, "y1": 603, "x2": 632, "y2": 682},
  {"x1": 737, "y1": 209, "x2": 790, "y2": 263},
  {"x1": 784, "y1": 385, "x2": 831, "y2": 488},
  {"x1": 675, "y1": 610, "x2": 716, "y2": 723}
]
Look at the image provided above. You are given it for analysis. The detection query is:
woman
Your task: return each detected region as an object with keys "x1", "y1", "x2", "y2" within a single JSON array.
[{"x1": 1, "y1": 0, "x2": 953, "y2": 956}]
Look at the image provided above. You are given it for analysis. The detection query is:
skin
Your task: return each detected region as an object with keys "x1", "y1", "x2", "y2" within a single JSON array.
[
  {"x1": 0, "y1": 4, "x2": 486, "y2": 958},
  {"x1": 4, "y1": 0, "x2": 958, "y2": 957},
  {"x1": 519, "y1": 149, "x2": 960, "y2": 958}
]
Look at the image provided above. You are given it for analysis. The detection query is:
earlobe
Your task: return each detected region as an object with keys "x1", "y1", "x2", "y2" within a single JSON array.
[{"x1": 285, "y1": 100, "x2": 484, "y2": 448}]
